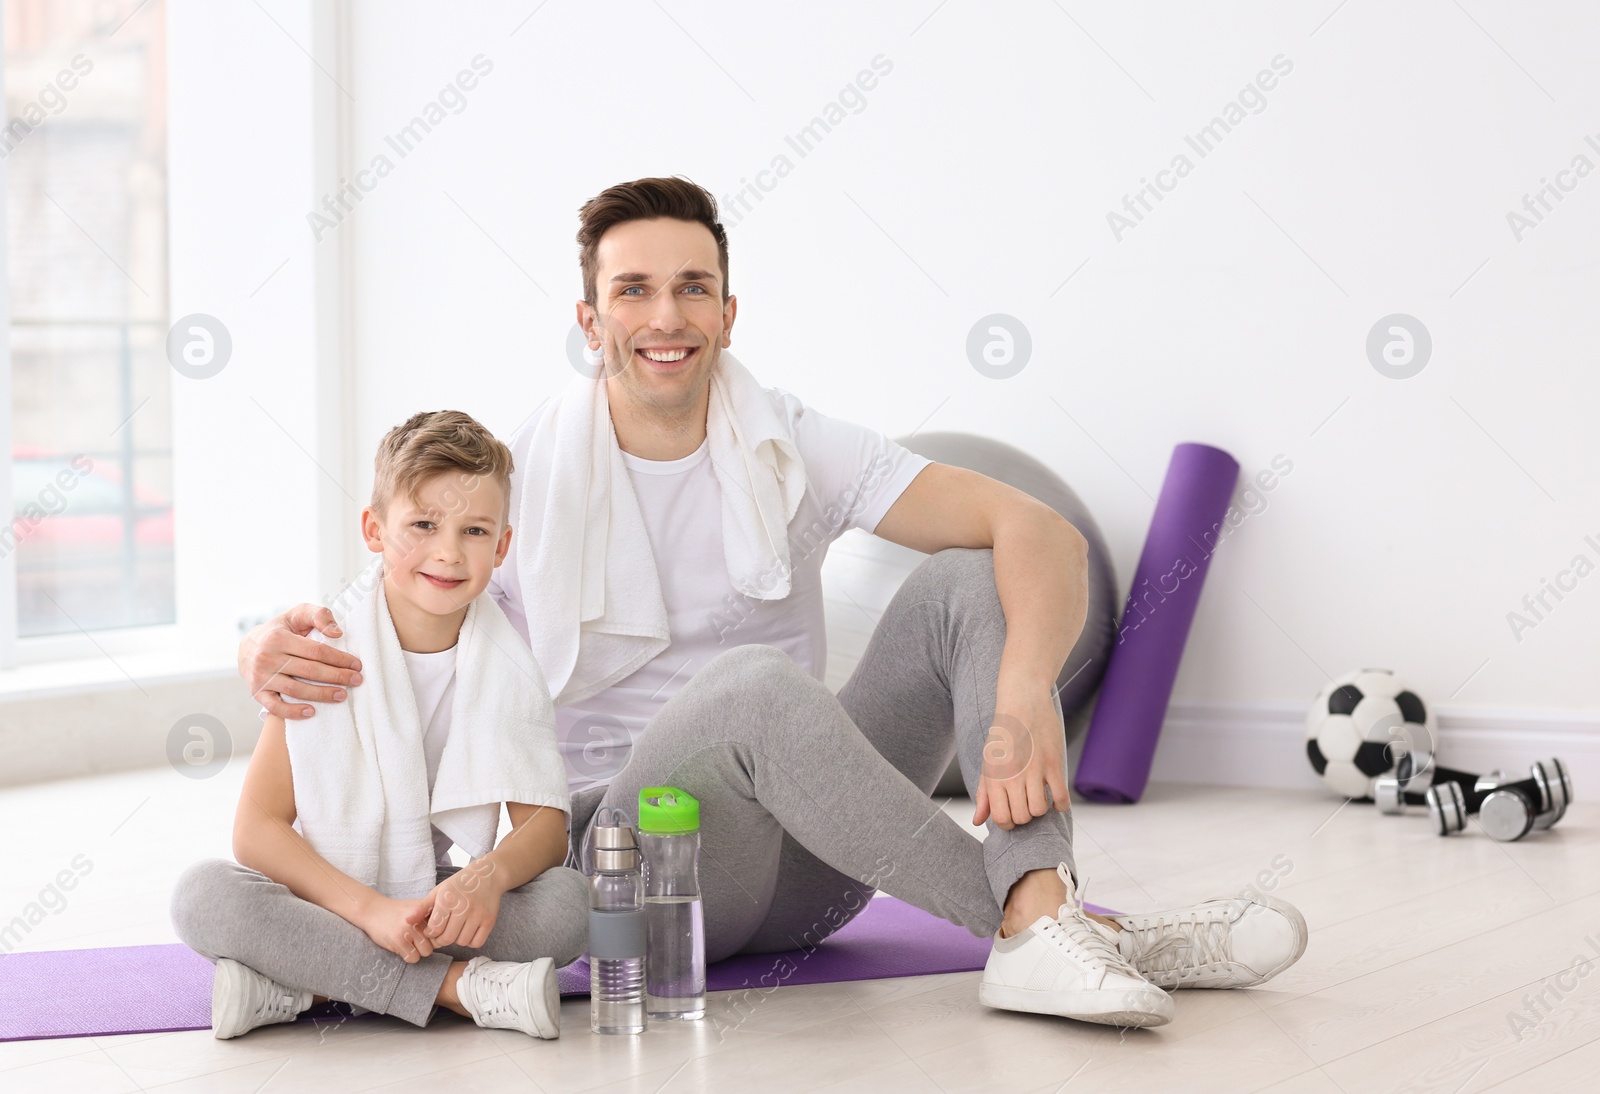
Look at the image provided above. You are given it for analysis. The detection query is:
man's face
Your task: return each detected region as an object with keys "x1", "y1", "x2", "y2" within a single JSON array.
[{"x1": 580, "y1": 217, "x2": 735, "y2": 417}]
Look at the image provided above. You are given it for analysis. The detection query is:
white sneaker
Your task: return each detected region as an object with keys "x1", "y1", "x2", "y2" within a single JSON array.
[
  {"x1": 979, "y1": 865, "x2": 1173, "y2": 1028},
  {"x1": 211, "y1": 958, "x2": 313, "y2": 1039},
  {"x1": 1113, "y1": 893, "x2": 1308, "y2": 989},
  {"x1": 457, "y1": 956, "x2": 561, "y2": 1039}
]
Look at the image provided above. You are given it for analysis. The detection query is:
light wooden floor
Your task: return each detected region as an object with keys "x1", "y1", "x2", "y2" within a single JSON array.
[{"x1": 1, "y1": 760, "x2": 1595, "y2": 1093}]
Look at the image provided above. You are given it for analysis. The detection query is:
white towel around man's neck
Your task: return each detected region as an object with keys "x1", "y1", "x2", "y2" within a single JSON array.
[
  {"x1": 511, "y1": 351, "x2": 807, "y2": 709},
  {"x1": 286, "y1": 561, "x2": 569, "y2": 900}
]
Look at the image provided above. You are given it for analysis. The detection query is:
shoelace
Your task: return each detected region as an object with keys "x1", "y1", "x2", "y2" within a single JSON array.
[
  {"x1": 1119, "y1": 910, "x2": 1233, "y2": 982},
  {"x1": 465, "y1": 961, "x2": 523, "y2": 1024},
  {"x1": 1045, "y1": 871, "x2": 1143, "y2": 977}
]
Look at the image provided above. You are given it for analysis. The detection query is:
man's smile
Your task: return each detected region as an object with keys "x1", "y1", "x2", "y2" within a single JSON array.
[{"x1": 635, "y1": 344, "x2": 699, "y2": 371}]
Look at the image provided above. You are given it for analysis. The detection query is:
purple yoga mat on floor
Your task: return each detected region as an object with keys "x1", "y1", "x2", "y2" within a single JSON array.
[
  {"x1": 555, "y1": 895, "x2": 1107, "y2": 998},
  {"x1": 1074, "y1": 442, "x2": 1240, "y2": 804},
  {"x1": 0, "y1": 895, "x2": 1114, "y2": 1042},
  {"x1": 0, "y1": 942, "x2": 216, "y2": 1042}
]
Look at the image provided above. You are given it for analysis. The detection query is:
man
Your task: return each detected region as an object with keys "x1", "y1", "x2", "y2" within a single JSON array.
[{"x1": 240, "y1": 176, "x2": 1306, "y2": 1028}]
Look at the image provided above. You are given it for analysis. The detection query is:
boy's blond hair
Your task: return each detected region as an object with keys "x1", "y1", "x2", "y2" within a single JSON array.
[{"x1": 371, "y1": 410, "x2": 513, "y2": 521}]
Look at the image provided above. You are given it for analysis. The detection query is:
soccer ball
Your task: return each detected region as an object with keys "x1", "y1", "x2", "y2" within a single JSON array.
[{"x1": 1304, "y1": 668, "x2": 1435, "y2": 799}]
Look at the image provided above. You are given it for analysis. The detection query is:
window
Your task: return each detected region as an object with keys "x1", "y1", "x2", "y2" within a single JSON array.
[{"x1": 4, "y1": 0, "x2": 172, "y2": 641}]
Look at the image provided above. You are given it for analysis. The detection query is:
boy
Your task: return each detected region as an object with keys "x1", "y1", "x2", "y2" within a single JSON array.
[{"x1": 171, "y1": 410, "x2": 585, "y2": 1040}]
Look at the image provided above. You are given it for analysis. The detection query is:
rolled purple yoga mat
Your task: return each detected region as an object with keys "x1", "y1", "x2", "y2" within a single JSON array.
[{"x1": 1073, "y1": 442, "x2": 1240, "y2": 804}]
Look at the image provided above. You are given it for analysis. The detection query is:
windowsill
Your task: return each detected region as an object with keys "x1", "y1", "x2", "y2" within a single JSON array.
[
  {"x1": 0, "y1": 642, "x2": 238, "y2": 701},
  {"x1": 13, "y1": 622, "x2": 186, "y2": 665}
]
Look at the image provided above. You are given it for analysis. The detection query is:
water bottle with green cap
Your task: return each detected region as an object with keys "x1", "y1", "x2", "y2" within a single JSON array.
[{"x1": 639, "y1": 786, "x2": 705, "y2": 1020}]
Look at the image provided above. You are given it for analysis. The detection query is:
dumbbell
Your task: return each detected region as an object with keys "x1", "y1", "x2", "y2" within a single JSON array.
[
  {"x1": 1373, "y1": 750, "x2": 1476, "y2": 814},
  {"x1": 1425, "y1": 758, "x2": 1572, "y2": 841},
  {"x1": 1487, "y1": 760, "x2": 1572, "y2": 832}
]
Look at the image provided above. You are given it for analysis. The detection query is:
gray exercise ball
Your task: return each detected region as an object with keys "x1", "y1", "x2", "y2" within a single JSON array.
[{"x1": 820, "y1": 432, "x2": 1118, "y2": 795}]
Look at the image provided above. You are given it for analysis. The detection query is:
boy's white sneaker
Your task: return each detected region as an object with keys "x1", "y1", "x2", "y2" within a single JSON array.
[
  {"x1": 1112, "y1": 893, "x2": 1308, "y2": 989},
  {"x1": 978, "y1": 865, "x2": 1173, "y2": 1028},
  {"x1": 211, "y1": 958, "x2": 313, "y2": 1039},
  {"x1": 457, "y1": 956, "x2": 561, "y2": 1039}
]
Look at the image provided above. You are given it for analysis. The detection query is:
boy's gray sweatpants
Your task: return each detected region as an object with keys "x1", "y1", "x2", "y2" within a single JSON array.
[
  {"x1": 570, "y1": 546, "x2": 1076, "y2": 963},
  {"x1": 171, "y1": 860, "x2": 588, "y2": 1027}
]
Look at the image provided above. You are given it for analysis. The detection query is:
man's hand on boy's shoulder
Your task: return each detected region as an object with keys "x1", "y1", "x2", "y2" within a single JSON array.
[{"x1": 241, "y1": 604, "x2": 365, "y2": 720}]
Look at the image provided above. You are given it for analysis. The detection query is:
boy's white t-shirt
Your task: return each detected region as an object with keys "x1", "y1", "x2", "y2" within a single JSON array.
[
  {"x1": 492, "y1": 391, "x2": 931, "y2": 795},
  {"x1": 402, "y1": 645, "x2": 460, "y2": 867}
]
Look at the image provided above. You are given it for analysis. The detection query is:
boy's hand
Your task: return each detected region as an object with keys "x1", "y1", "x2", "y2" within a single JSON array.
[
  {"x1": 357, "y1": 896, "x2": 437, "y2": 963},
  {"x1": 415, "y1": 859, "x2": 504, "y2": 950}
]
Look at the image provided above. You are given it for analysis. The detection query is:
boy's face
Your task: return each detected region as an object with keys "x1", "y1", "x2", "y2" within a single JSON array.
[{"x1": 362, "y1": 471, "x2": 512, "y2": 617}]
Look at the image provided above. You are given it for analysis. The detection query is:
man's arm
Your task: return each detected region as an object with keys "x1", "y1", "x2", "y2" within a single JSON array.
[
  {"x1": 872, "y1": 462, "x2": 1089, "y2": 829},
  {"x1": 233, "y1": 715, "x2": 435, "y2": 960},
  {"x1": 239, "y1": 606, "x2": 365, "y2": 720}
]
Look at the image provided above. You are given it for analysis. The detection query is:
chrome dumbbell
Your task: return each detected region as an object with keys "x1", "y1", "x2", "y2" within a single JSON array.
[
  {"x1": 1374, "y1": 751, "x2": 1476, "y2": 815},
  {"x1": 1426, "y1": 758, "x2": 1572, "y2": 841},
  {"x1": 1480, "y1": 760, "x2": 1571, "y2": 834},
  {"x1": 1525, "y1": 759, "x2": 1572, "y2": 831}
]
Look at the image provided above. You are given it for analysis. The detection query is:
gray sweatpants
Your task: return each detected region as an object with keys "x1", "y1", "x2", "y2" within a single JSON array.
[
  {"x1": 169, "y1": 547, "x2": 1073, "y2": 1023},
  {"x1": 569, "y1": 547, "x2": 1075, "y2": 963},
  {"x1": 170, "y1": 859, "x2": 587, "y2": 1026}
]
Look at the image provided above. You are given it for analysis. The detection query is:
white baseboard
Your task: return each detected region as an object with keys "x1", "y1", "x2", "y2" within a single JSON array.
[
  {"x1": 8, "y1": 660, "x2": 1595, "y2": 800},
  {"x1": 1148, "y1": 700, "x2": 1600, "y2": 792}
]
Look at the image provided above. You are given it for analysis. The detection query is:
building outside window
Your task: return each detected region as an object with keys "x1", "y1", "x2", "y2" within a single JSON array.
[{"x1": 4, "y1": 0, "x2": 172, "y2": 639}]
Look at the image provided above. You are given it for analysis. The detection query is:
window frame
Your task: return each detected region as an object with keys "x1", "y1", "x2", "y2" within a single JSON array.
[
  {"x1": 0, "y1": 9, "x2": 14, "y2": 668},
  {"x1": 3, "y1": 0, "x2": 356, "y2": 682}
]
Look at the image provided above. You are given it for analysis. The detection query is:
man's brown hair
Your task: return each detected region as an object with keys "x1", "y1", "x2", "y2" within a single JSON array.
[
  {"x1": 371, "y1": 410, "x2": 513, "y2": 521},
  {"x1": 577, "y1": 176, "x2": 730, "y2": 307}
]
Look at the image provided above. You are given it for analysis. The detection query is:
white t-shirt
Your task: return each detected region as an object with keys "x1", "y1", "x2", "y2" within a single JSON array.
[
  {"x1": 403, "y1": 645, "x2": 460, "y2": 867},
  {"x1": 491, "y1": 390, "x2": 930, "y2": 795}
]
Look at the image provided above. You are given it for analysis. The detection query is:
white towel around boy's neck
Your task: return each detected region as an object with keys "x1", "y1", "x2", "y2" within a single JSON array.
[
  {"x1": 286, "y1": 560, "x2": 569, "y2": 900},
  {"x1": 512, "y1": 351, "x2": 807, "y2": 709}
]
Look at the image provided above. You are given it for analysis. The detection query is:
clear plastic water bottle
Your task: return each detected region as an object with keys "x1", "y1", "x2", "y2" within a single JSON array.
[
  {"x1": 588, "y1": 808, "x2": 646, "y2": 1035},
  {"x1": 639, "y1": 787, "x2": 705, "y2": 1021}
]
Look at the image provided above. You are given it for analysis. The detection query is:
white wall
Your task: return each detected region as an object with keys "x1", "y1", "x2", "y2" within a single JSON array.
[
  {"x1": 173, "y1": 2, "x2": 1600, "y2": 729},
  {"x1": 333, "y1": 0, "x2": 1598, "y2": 720}
]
